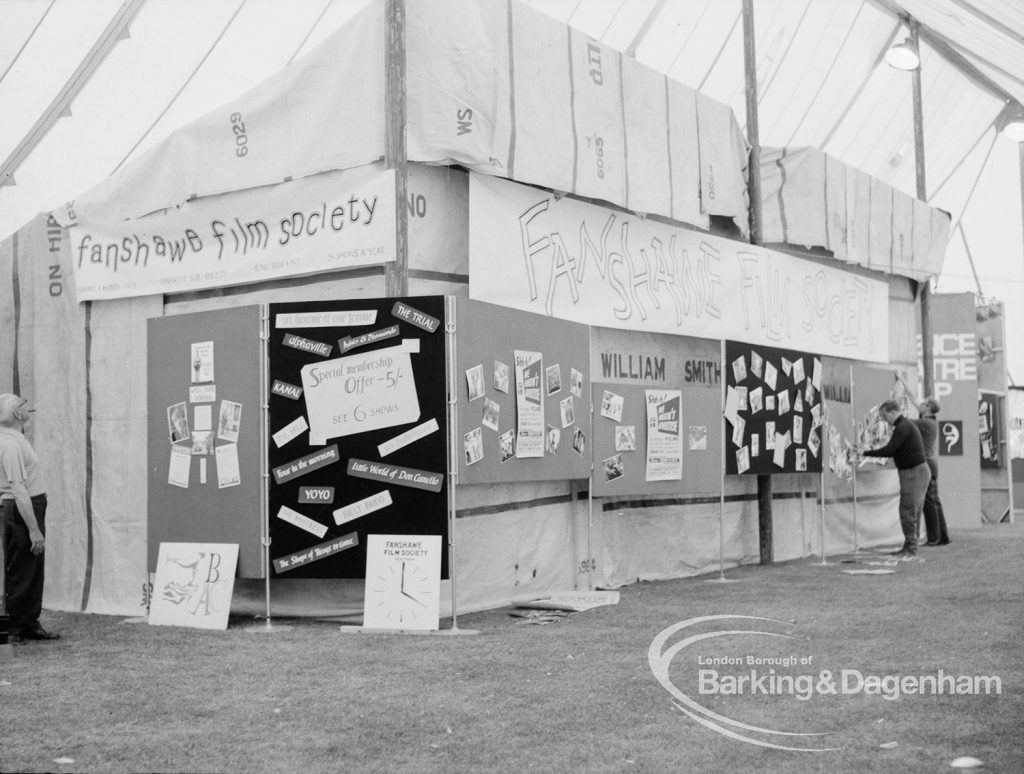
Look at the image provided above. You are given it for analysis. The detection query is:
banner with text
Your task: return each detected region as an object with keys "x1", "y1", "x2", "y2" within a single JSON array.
[
  {"x1": 469, "y1": 173, "x2": 889, "y2": 363},
  {"x1": 68, "y1": 166, "x2": 396, "y2": 301}
]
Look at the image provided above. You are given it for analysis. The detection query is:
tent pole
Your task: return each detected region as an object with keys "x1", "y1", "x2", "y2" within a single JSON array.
[
  {"x1": 445, "y1": 297, "x2": 459, "y2": 629},
  {"x1": 910, "y1": 17, "x2": 935, "y2": 400},
  {"x1": 384, "y1": 0, "x2": 409, "y2": 297},
  {"x1": 708, "y1": 339, "x2": 739, "y2": 583},
  {"x1": 742, "y1": 0, "x2": 773, "y2": 566},
  {"x1": 850, "y1": 364, "x2": 860, "y2": 551},
  {"x1": 814, "y1": 407, "x2": 833, "y2": 566},
  {"x1": 248, "y1": 305, "x2": 291, "y2": 632}
]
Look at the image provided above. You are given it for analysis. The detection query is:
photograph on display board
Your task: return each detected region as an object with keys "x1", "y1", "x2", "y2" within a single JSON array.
[
  {"x1": 724, "y1": 340, "x2": 824, "y2": 475},
  {"x1": 167, "y1": 402, "x2": 190, "y2": 443},
  {"x1": 267, "y1": 298, "x2": 449, "y2": 580}
]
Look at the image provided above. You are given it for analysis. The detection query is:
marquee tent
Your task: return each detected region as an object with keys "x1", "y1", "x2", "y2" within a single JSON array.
[
  {"x1": 0, "y1": 0, "x2": 1017, "y2": 617},
  {"x1": 1, "y1": 0, "x2": 1022, "y2": 375}
]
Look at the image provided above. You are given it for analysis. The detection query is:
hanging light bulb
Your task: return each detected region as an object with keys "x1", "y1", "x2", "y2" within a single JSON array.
[
  {"x1": 996, "y1": 102, "x2": 1024, "y2": 142},
  {"x1": 885, "y1": 36, "x2": 920, "y2": 70}
]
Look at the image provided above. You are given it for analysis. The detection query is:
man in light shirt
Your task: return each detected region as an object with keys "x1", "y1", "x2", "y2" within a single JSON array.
[{"x1": 0, "y1": 393, "x2": 59, "y2": 643}]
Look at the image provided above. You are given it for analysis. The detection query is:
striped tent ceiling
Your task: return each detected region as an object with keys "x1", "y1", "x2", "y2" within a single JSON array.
[{"x1": 1, "y1": 0, "x2": 1022, "y2": 377}]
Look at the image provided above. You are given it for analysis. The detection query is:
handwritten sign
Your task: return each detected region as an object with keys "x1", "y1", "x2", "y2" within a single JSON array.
[
  {"x1": 334, "y1": 490, "x2": 393, "y2": 526},
  {"x1": 273, "y1": 532, "x2": 359, "y2": 573},
  {"x1": 276, "y1": 505, "x2": 328, "y2": 539},
  {"x1": 300, "y1": 345, "x2": 420, "y2": 440},
  {"x1": 469, "y1": 173, "x2": 889, "y2": 363},
  {"x1": 271, "y1": 444, "x2": 340, "y2": 485},
  {"x1": 346, "y1": 458, "x2": 444, "y2": 492},
  {"x1": 68, "y1": 167, "x2": 396, "y2": 301},
  {"x1": 283, "y1": 333, "x2": 333, "y2": 358},
  {"x1": 392, "y1": 301, "x2": 440, "y2": 333}
]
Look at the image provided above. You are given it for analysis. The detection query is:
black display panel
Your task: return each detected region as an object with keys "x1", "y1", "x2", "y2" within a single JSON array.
[
  {"x1": 724, "y1": 340, "x2": 823, "y2": 475},
  {"x1": 268, "y1": 297, "x2": 448, "y2": 579}
]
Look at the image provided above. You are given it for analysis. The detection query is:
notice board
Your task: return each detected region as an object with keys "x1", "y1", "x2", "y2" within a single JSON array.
[
  {"x1": 267, "y1": 297, "x2": 449, "y2": 579},
  {"x1": 147, "y1": 306, "x2": 263, "y2": 577},
  {"x1": 590, "y1": 327, "x2": 721, "y2": 496},
  {"x1": 454, "y1": 298, "x2": 591, "y2": 484},
  {"x1": 821, "y1": 357, "x2": 856, "y2": 485},
  {"x1": 724, "y1": 340, "x2": 824, "y2": 475}
]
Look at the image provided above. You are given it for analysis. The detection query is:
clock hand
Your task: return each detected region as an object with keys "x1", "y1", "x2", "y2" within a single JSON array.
[
  {"x1": 401, "y1": 590, "x2": 428, "y2": 607},
  {"x1": 400, "y1": 561, "x2": 406, "y2": 594}
]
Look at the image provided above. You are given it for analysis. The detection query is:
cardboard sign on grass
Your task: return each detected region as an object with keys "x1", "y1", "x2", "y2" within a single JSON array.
[{"x1": 148, "y1": 542, "x2": 239, "y2": 630}]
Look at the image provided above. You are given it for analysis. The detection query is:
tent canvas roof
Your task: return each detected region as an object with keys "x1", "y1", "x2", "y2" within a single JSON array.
[{"x1": 1, "y1": 0, "x2": 1022, "y2": 377}]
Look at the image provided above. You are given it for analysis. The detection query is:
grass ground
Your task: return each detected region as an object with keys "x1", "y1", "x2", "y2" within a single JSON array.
[{"x1": 2, "y1": 524, "x2": 1022, "y2": 774}]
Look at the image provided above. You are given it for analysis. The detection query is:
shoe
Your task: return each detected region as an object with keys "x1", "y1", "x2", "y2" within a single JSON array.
[
  {"x1": 893, "y1": 550, "x2": 918, "y2": 559},
  {"x1": 21, "y1": 627, "x2": 60, "y2": 641},
  {"x1": 924, "y1": 541, "x2": 941, "y2": 546},
  {"x1": 889, "y1": 548, "x2": 908, "y2": 556},
  {"x1": 8, "y1": 634, "x2": 24, "y2": 645}
]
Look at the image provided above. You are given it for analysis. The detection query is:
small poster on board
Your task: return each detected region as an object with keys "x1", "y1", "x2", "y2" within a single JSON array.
[{"x1": 148, "y1": 542, "x2": 238, "y2": 630}]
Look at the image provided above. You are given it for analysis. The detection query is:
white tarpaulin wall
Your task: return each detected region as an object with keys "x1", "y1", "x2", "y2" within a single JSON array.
[
  {"x1": 759, "y1": 147, "x2": 951, "y2": 281},
  {"x1": 406, "y1": 0, "x2": 749, "y2": 233}
]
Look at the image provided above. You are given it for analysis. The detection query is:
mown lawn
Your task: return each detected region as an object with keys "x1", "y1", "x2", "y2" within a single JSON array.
[{"x1": 2, "y1": 524, "x2": 1021, "y2": 773}]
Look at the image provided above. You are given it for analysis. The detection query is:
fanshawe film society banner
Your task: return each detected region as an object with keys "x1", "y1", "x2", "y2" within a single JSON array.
[
  {"x1": 66, "y1": 165, "x2": 396, "y2": 301},
  {"x1": 468, "y1": 173, "x2": 889, "y2": 363}
]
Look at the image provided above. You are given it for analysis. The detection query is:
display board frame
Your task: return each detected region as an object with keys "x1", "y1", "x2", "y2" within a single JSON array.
[
  {"x1": 267, "y1": 297, "x2": 449, "y2": 580},
  {"x1": 147, "y1": 306, "x2": 264, "y2": 578},
  {"x1": 590, "y1": 327, "x2": 721, "y2": 497},
  {"x1": 453, "y1": 298, "x2": 591, "y2": 484},
  {"x1": 724, "y1": 340, "x2": 824, "y2": 475}
]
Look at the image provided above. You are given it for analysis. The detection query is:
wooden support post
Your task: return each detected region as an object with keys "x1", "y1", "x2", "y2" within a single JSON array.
[
  {"x1": 384, "y1": 0, "x2": 409, "y2": 297},
  {"x1": 909, "y1": 18, "x2": 934, "y2": 398},
  {"x1": 742, "y1": 0, "x2": 772, "y2": 565}
]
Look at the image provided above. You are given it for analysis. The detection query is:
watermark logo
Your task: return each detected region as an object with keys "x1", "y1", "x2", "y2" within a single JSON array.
[
  {"x1": 649, "y1": 614, "x2": 1002, "y2": 752},
  {"x1": 649, "y1": 614, "x2": 838, "y2": 752}
]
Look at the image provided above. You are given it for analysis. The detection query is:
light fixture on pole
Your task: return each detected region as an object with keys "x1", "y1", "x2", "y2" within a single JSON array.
[
  {"x1": 885, "y1": 35, "x2": 920, "y2": 70},
  {"x1": 995, "y1": 101, "x2": 1024, "y2": 142}
]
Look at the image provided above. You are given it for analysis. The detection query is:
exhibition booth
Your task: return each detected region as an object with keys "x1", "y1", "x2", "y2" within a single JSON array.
[{"x1": 0, "y1": 0, "x2": 977, "y2": 622}]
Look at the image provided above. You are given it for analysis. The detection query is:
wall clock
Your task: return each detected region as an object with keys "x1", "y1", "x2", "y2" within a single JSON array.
[{"x1": 362, "y1": 534, "x2": 442, "y2": 630}]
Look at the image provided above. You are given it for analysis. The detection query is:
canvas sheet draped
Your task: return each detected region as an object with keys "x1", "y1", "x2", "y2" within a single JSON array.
[
  {"x1": 760, "y1": 147, "x2": 951, "y2": 281},
  {"x1": 405, "y1": 0, "x2": 749, "y2": 233},
  {"x1": 1, "y1": 216, "x2": 158, "y2": 615},
  {"x1": 52, "y1": 2, "x2": 385, "y2": 228}
]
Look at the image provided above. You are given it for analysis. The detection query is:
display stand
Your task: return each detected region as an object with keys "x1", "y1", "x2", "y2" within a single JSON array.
[
  {"x1": 850, "y1": 365, "x2": 860, "y2": 552},
  {"x1": 812, "y1": 405, "x2": 834, "y2": 566},
  {"x1": 441, "y1": 298, "x2": 477, "y2": 635},
  {"x1": 811, "y1": 466, "x2": 833, "y2": 566},
  {"x1": 248, "y1": 310, "x2": 291, "y2": 633},
  {"x1": 708, "y1": 340, "x2": 741, "y2": 583}
]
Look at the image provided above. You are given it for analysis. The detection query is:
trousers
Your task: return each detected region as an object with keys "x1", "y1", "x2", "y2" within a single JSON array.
[
  {"x1": 922, "y1": 458, "x2": 950, "y2": 543},
  {"x1": 2, "y1": 494, "x2": 47, "y2": 635},
  {"x1": 896, "y1": 463, "x2": 930, "y2": 554}
]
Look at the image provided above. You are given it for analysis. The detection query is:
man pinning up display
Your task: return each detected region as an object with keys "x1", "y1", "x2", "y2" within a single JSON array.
[
  {"x1": 0, "y1": 394, "x2": 60, "y2": 643},
  {"x1": 859, "y1": 399, "x2": 932, "y2": 559}
]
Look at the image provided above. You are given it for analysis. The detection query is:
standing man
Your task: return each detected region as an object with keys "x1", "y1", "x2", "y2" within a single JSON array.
[
  {"x1": 913, "y1": 397, "x2": 951, "y2": 546},
  {"x1": 860, "y1": 399, "x2": 931, "y2": 558},
  {"x1": 0, "y1": 394, "x2": 59, "y2": 643}
]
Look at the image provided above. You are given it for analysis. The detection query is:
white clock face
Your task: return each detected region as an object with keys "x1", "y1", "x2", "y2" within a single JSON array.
[{"x1": 371, "y1": 560, "x2": 436, "y2": 625}]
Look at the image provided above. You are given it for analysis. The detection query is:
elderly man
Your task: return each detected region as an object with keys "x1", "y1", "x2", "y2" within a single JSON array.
[
  {"x1": 861, "y1": 399, "x2": 932, "y2": 558},
  {"x1": 0, "y1": 393, "x2": 59, "y2": 643}
]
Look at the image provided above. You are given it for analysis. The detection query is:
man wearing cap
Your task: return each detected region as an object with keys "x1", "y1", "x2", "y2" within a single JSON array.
[{"x1": 0, "y1": 393, "x2": 59, "y2": 643}]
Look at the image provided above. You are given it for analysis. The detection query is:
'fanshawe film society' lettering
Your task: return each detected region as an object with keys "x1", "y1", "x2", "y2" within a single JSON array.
[{"x1": 74, "y1": 195, "x2": 379, "y2": 273}]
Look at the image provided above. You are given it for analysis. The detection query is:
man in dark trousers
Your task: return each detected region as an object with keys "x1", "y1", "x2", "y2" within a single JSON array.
[
  {"x1": 913, "y1": 397, "x2": 951, "y2": 546},
  {"x1": 0, "y1": 393, "x2": 59, "y2": 643},
  {"x1": 861, "y1": 399, "x2": 931, "y2": 558}
]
